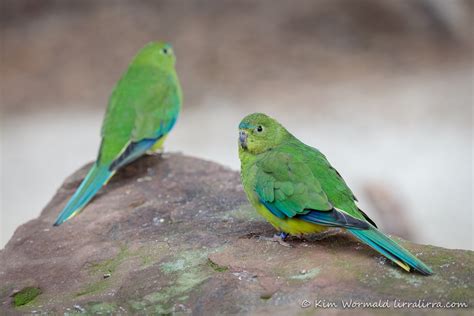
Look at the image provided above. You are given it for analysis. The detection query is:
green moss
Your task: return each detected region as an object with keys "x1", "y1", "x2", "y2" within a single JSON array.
[
  {"x1": 128, "y1": 270, "x2": 208, "y2": 313},
  {"x1": 128, "y1": 299, "x2": 147, "y2": 311},
  {"x1": 141, "y1": 269, "x2": 210, "y2": 314},
  {"x1": 207, "y1": 258, "x2": 228, "y2": 272},
  {"x1": 75, "y1": 279, "x2": 109, "y2": 297},
  {"x1": 140, "y1": 253, "x2": 154, "y2": 267},
  {"x1": 159, "y1": 249, "x2": 210, "y2": 274},
  {"x1": 129, "y1": 249, "x2": 222, "y2": 313},
  {"x1": 76, "y1": 245, "x2": 131, "y2": 297},
  {"x1": 13, "y1": 287, "x2": 41, "y2": 307},
  {"x1": 138, "y1": 242, "x2": 170, "y2": 268},
  {"x1": 75, "y1": 243, "x2": 175, "y2": 300},
  {"x1": 161, "y1": 259, "x2": 187, "y2": 273},
  {"x1": 89, "y1": 245, "x2": 130, "y2": 274}
]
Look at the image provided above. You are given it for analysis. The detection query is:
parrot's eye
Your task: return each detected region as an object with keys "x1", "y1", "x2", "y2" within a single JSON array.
[
  {"x1": 162, "y1": 48, "x2": 170, "y2": 54},
  {"x1": 256, "y1": 125, "x2": 264, "y2": 133}
]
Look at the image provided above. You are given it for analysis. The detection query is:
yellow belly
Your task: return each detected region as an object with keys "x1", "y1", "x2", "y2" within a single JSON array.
[
  {"x1": 149, "y1": 135, "x2": 168, "y2": 152},
  {"x1": 254, "y1": 202, "x2": 327, "y2": 236}
]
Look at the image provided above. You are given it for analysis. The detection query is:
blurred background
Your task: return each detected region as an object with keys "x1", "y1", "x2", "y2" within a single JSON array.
[{"x1": 0, "y1": 0, "x2": 472, "y2": 250}]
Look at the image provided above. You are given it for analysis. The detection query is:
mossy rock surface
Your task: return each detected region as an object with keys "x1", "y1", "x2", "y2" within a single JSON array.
[
  {"x1": 0, "y1": 154, "x2": 472, "y2": 315},
  {"x1": 12, "y1": 287, "x2": 41, "y2": 307}
]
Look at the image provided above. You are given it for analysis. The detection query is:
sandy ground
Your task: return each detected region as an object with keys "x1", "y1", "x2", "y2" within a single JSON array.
[{"x1": 1, "y1": 65, "x2": 472, "y2": 250}]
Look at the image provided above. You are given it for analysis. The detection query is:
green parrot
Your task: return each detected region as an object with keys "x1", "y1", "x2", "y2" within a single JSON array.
[
  {"x1": 54, "y1": 42, "x2": 182, "y2": 226},
  {"x1": 238, "y1": 113, "x2": 432, "y2": 275}
]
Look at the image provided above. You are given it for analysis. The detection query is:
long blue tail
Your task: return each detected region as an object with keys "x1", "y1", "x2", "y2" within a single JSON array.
[
  {"x1": 348, "y1": 227, "x2": 433, "y2": 275},
  {"x1": 54, "y1": 164, "x2": 113, "y2": 226}
]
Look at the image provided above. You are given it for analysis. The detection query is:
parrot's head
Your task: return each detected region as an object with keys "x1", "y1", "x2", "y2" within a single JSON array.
[
  {"x1": 133, "y1": 41, "x2": 177, "y2": 69},
  {"x1": 238, "y1": 113, "x2": 290, "y2": 155}
]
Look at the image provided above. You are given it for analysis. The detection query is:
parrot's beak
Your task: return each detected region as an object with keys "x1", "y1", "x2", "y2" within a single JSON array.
[{"x1": 239, "y1": 130, "x2": 248, "y2": 149}]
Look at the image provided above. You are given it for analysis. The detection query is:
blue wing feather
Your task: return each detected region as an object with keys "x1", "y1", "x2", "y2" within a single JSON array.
[
  {"x1": 110, "y1": 116, "x2": 177, "y2": 171},
  {"x1": 54, "y1": 164, "x2": 112, "y2": 226}
]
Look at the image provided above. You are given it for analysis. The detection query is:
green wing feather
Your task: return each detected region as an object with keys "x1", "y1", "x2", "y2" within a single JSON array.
[
  {"x1": 100, "y1": 66, "x2": 181, "y2": 165},
  {"x1": 253, "y1": 150, "x2": 368, "y2": 229},
  {"x1": 275, "y1": 141, "x2": 364, "y2": 218},
  {"x1": 255, "y1": 151, "x2": 333, "y2": 217}
]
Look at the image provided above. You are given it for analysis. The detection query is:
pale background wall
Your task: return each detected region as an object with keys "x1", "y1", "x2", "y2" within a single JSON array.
[{"x1": 1, "y1": 0, "x2": 472, "y2": 249}]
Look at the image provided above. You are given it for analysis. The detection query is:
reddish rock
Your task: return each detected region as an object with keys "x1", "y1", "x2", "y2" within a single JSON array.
[{"x1": 0, "y1": 154, "x2": 472, "y2": 314}]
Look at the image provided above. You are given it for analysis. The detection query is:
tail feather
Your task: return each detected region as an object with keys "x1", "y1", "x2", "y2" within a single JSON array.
[
  {"x1": 53, "y1": 164, "x2": 113, "y2": 226},
  {"x1": 348, "y1": 227, "x2": 433, "y2": 275}
]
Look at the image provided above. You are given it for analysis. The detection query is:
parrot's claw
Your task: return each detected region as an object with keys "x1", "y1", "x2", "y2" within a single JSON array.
[
  {"x1": 275, "y1": 232, "x2": 289, "y2": 240},
  {"x1": 273, "y1": 233, "x2": 292, "y2": 247}
]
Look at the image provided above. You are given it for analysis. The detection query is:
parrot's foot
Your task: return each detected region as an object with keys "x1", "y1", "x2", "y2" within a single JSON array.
[
  {"x1": 258, "y1": 232, "x2": 292, "y2": 247},
  {"x1": 273, "y1": 233, "x2": 292, "y2": 247}
]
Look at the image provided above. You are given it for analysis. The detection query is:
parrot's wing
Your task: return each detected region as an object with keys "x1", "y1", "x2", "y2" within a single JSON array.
[
  {"x1": 101, "y1": 69, "x2": 180, "y2": 170},
  {"x1": 109, "y1": 86, "x2": 179, "y2": 170},
  {"x1": 280, "y1": 142, "x2": 377, "y2": 227},
  {"x1": 306, "y1": 147, "x2": 378, "y2": 227},
  {"x1": 255, "y1": 151, "x2": 369, "y2": 229},
  {"x1": 130, "y1": 76, "x2": 180, "y2": 141}
]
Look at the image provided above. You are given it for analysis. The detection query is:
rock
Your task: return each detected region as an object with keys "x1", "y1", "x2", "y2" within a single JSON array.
[{"x1": 0, "y1": 154, "x2": 472, "y2": 314}]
